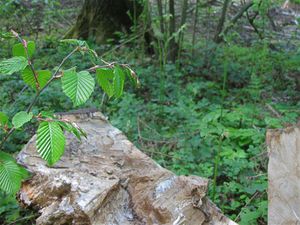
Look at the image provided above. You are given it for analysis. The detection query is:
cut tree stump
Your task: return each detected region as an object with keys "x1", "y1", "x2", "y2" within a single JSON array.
[
  {"x1": 267, "y1": 124, "x2": 300, "y2": 225},
  {"x1": 17, "y1": 111, "x2": 237, "y2": 225}
]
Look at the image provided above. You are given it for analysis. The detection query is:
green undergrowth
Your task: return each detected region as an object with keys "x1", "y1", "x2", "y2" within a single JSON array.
[
  {"x1": 107, "y1": 65, "x2": 298, "y2": 225},
  {"x1": 0, "y1": 38, "x2": 299, "y2": 224}
]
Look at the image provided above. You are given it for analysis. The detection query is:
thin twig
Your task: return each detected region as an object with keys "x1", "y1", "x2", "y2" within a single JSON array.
[
  {"x1": 142, "y1": 147, "x2": 181, "y2": 160},
  {"x1": 0, "y1": 128, "x2": 15, "y2": 150},
  {"x1": 246, "y1": 173, "x2": 267, "y2": 180},
  {"x1": 26, "y1": 46, "x2": 79, "y2": 113},
  {"x1": 266, "y1": 103, "x2": 282, "y2": 118},
  {"x1": 6, "y1": 214, "x2": 38, "y2": 225},
  {"x1": 10, "y1": 85, "x2": 28, "y2": 109},
  {"x1": 234, "y1": 191, "x2": 263, "y2": 222}
]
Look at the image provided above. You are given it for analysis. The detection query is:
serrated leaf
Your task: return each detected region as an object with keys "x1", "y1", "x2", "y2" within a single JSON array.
[
  {"x1": 36, "y1": 121, "x2": 66, "y2": 166},
  {"x1": 61, "y1": 68, "x2": 95, "y2": 106},
  {"x1": 58, "y1": 121, "x2": 86, "y2": 141},
  {"x1": 0, "y1": 57, "x2": 28, "y2": 75},
  {"x1": 21, "y1": 67, "x2": 51, "y2": 90},
  {"x1": 0, "y1": 112, "x2": 8, "y2": 125},
  {"x1": 12, "y1": 111, "x2": 33, "y2": 128},
  {"x1": 12, "y1": 41, "x2": 35, "y2": 58},
  {"x1": 0, "y1": 152, "x2": 28, "y2": 195},
  {"x1": 95, "y1": 68, "x2": 114, "y2": 98},
  {"x1": 113, "y1": 66, "x2": 125, "y2": 98}
]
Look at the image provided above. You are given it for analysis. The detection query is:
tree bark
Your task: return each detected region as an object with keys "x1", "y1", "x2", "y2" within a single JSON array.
[
  {"x1": 192, "y1": 0, "x2": 200, "y2": 56},
  {"x1": 213, "y1": 0, "x2": 231, "y2": 43},
  {"x1": 17, "y1": 111, "x2": 238, "y2": 225},
  {"x1": 178, "y1": 0, "x2": 189, "y2": 59},
  {"x1": 66, "y1": 0, "x2": 142, "y2": 44},
  {"x1": 168, "y1": 0, "x2": 177, "y2": 62},
  {"x1": 156, "y1": 0, "x2": 165, "y2": 33}
]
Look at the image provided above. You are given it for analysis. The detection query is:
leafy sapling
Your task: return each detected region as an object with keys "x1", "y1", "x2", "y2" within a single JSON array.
[{"x1": 0, "y1": 30, "x2": 139, "y2": 195}]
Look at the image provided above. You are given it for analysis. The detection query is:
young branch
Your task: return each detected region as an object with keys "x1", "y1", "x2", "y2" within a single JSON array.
[
  {"x1": 0, "y1": 128, "x2": 15, "y2": 150},
  {"x1": 26, "y1": 47, "x2": 79, "y2": 113},
  {"x1": 0, "y1": 46, "x2": 79, "y2": 151}
]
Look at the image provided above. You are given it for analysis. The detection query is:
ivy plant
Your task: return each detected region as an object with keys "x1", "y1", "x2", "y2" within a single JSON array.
[{"x1": 0, "y1": 30, "x2": 138, "y2": 195}]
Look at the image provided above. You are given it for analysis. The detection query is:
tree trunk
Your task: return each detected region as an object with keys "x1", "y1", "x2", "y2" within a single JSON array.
[
  {"x1": 168, "y1": 0, "x2": 177, "y2": 62},
  {"x1": 213, "y1": 0, "x2": 231, "y2": 43},
  {"x1": 213, "y1": 0, "x2": 255, "y2": 43},
  {"x1": 222, "y1": 1, "x2": 254, "y2": 37},
  {"x1": 66, "y1": 0, "x2": 142, "y2": 44},
  {"x1": 192, "y1": 0, "x2": 200, "y2": 56},
  {"x1": 156, "y1": 0, "x2": 165, "y2": 33},
  {"x1": 17, "y1": 111, "x2": 238, "y2": 225},
  {"x1": 267, "y1": 124, "x2": 300, "y2": 225},
  {"x1": 177, "y1": 0, "x2": 189, "y2": 60}
]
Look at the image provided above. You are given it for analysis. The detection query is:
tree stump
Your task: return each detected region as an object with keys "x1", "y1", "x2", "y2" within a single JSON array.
[
  {"x1": 17, "y1": 111, "x2": 237, "y2": 225},
  {"x1": 267, "y1": 124, "x2": 300, "y2": 225},
  {"x1": 66, "y1": 0, "x2": 142, "y2": 44}
]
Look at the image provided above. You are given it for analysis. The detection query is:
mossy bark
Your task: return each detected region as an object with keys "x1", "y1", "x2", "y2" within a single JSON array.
[{"x1": 67, "y1": 0, "x2": 142, "y2": 44}]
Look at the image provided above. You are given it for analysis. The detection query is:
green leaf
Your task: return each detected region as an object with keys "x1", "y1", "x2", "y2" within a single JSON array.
[
  {"x1": 0, "y1": 112, "x2": 9, "y2": 125},
  {"x1": 61, "y1": 68, "x2": 95, "y2": 106},
  {"x1": 58, "y1": 121, "x2": 86, "y2": 141},
  {"x1": 0, "y1": 57, "x2": 28, "y2": 75},
  {"x1": 113, "y1": 66, "x2": 125, "y2": 98},
  {"x1": 21, "y1": 67, "x2": 51, "y2": 90},
  {"x1": 95, "y1": 68, "x2": 114, "y2": 98},
  {"x1": 36, "y1": 121, "x2": 66, "y2": 166},
  {"x1": 125, "y1": 67, "x2": 140, "y2": 87},
  {"x1": 12, "y1": 41, "x2": 35, "y2": 58},
  {"x1": 12, "y1": 111, "x2": 33, "y2": 128},
  {"x1": 0, "y1": 152, "x2": 28, "y2": 195}
]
